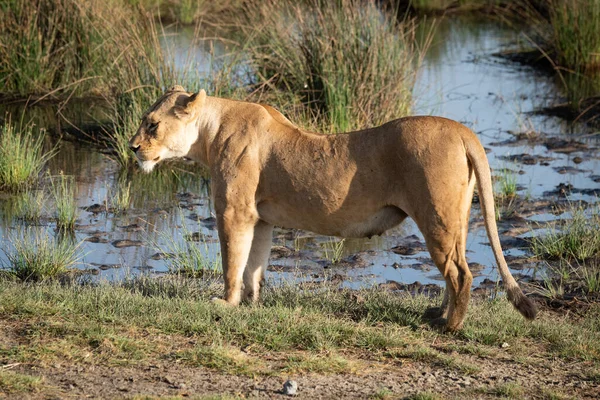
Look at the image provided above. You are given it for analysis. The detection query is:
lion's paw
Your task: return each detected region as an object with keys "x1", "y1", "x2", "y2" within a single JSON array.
[{"x1": 210, "y1": 297, "x2": 232, "y2": 306}]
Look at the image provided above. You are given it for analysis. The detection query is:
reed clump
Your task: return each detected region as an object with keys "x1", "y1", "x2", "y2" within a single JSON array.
[
  {"x1": 530, "y1": 204, "x2": 600, "y2": 262},
  {"x1": 0, "y1": 119, "x2": 56, "y2": 192},
  {"x1": 2, "y1": 229, "x2": 82, "y2": 281},
  {"x1": 0, "y1": 0, "x2": 105, "y2": 96},
  {"x1": 240, "y1": 0, "x2": 427, "y2": 132},
  {"x1": 50, "y1": 172, "x2": 78, "y2": 232},
  {"x1": 547, "y1": 0, "x2": 600, "y2": 74},
  {"x1": 0, "y1": 0, "x2": 185, "y2": 100}
]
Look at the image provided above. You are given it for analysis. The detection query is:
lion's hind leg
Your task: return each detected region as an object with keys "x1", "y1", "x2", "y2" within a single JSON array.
[{"x1": 424, "y1": 232, "x2": 473, "y2": 332}]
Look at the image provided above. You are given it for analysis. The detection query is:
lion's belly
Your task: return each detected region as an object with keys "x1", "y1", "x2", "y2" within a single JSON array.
[{"x1": 257, "y1": 202, "x2": 407, "y2": 238}]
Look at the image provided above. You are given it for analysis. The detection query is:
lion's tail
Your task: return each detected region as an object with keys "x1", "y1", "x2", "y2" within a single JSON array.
[{"x1": 464, "y1": 137, "x2": 537, "y2": 320}]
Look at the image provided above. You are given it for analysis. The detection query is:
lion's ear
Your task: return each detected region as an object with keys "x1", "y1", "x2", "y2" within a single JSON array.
[
  {"x1": 174, "y1": 89, "x2": 207, "y2": 119},
  {"x1": 169, "y1": 85, "x2": 186, "y2": 92}
]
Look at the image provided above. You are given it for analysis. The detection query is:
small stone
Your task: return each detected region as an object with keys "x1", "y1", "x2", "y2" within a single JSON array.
[
  {"x1": 573, "y1": 156, "x2": 583, "y2": 164},
  {"x1": 282, "y1": 379, "x2": 298, "y2": 396},
  {"x1": 501, "y1": 342, "x2": 510, "y2": 348},
  {"x1": 163, "y1": 376, "x2": 175, "y2": 384}
]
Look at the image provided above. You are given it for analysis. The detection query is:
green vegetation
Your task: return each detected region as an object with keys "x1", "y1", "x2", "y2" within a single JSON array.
[
  {"x1": 15, "y1": 189, "x2": 47, "y2": 222},
  {"x1": 1, "y1": 277, "x2": 599, "y2": 362},
  {"x1": 530, "y1": 204, "x2": 600, "y2": 261},
  {"x1": 537, "y1": 260, "x2": 600, "y2": 299},
  {"x1": 241, "y1": 0, "x2": 426, "y2": 132},
  {"x1": 0, "y1": 0, "x2": 196, "y2": 99},
  {"x1": 108, "y1": 179, "x2": 132, "y2": 213},
  {"x1": 152, "y1": 217, "x2": 221, "y2": 277},
  {"x1": 0, "y1": 277, "x2": 598, "y2": 396},
  {"x1": 548, "y1": 0, "x2": 600, "y2": 74},
  {"x1": 406, "y1": 0, "x2": 504, "y2": 13},
  {"x1": 0, "y1": 370, "x2": 43, "y2": 395},
  {"x1": 0, "y1": 120, "x2": 56, "y2": 192},
  {"x1": 486, "y1": 382, "x2": 525, "y2": 398},
  {"x1": 1, "y1": 229, "x2": 82, "y2": 281},
  {"x1": 322, "y1": 238, "x2": 346, "y2": 265},
  {"x1": 495, "y1": 168, "x2": 518, "y2": 200},
  {"x1": 50, "y1": 173, "x2": 78, "y2": 231},
  {"x1": 123, "y1": 0, "x2": 243, "y2": 25},
  {"x1": 409, "y1": 392, "x2": 443, "y2": 400}
]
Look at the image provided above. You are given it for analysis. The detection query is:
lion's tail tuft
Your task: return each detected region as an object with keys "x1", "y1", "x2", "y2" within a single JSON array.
[{"x1": 507, "y1": 285, "x2": 538, "y2": 320}]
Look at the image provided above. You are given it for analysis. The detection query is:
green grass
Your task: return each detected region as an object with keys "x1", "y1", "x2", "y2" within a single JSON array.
[
  {"x1": 537, "y1": 259, "x2": 600, "y2": 298},
  {"x1": 14, "y1": 188, "x2": 47, "y2": 222},
  {"x1": 0, "y1": 0, "x2": 215, "y2": 102},
  {"x1": 50, "y1": 173, "x2": 78, "y2": 231},
  {"x1": 0, "y1": 277, "x2": 599, "y2": 363},
  {"x1": 0, "y1": 0, "x2": 105, "y2": 96},
  {"x1": 409, "y1": 392, "x2": 443, "y2": 400},
  {"x1": 548, "y1": 0, "x2": 600, "y2": 73},
  {"x1": 112, "y1": 182, "x2": 131, "y2": 213},
  {"x1": 486, "y1": 382, "x2": 525, "y2": 398},
  {"x1": 399, "y1": 0, "x2": 506, "y2": 13},
  {"x1": 0, "y1": 370, "x2": 43, "y2": 395},
  {"x1": 530, "y1": 202, "x2": 600, "y2": 298},
  {"x1": 495, "y1": 168, "x2": 518, "y2": 200},
  {"x1": 322, "y1": 238, "x2": 346, "y2": 265},
  {"x1": 1, "y1": 229, "x2": 82, "y2": 282},
  {"x1": 530, "y1": 203, "x2": 600, "y2": 261},
  {"x1": 177, "y1": 345, "x2": 267, "y2": 375},
  {"x1": 0, "y1": 120, "x2": 56, "y2": 192},
  {"x1": 241, "y1": 0, "x2": 427, "y2": 132},
  {"x1": 148, "y1": 213, "x2": 221, "y2": 278}
]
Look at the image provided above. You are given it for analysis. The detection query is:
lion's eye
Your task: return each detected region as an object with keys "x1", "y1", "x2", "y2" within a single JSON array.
[{"x1": 148, "y1": 122, "x2": 159, "y2": 133}]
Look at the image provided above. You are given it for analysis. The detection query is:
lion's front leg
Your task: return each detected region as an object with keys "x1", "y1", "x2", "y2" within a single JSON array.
[
  {"x1": 242, "y1": 220, "x2": 273, "y2": 303},
  {"x1": 216, "y1": 207, "x2": 258, "y2": 306}
]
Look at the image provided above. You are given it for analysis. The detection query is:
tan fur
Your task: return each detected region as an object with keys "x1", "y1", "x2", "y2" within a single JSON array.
[{"x1": 129, "y1": 88, "x2": 537, "y2": 331}]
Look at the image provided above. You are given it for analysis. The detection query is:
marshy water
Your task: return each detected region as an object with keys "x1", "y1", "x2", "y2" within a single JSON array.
[{"x1": 0, "y1": 17, "x2": 598, "y2": 289}]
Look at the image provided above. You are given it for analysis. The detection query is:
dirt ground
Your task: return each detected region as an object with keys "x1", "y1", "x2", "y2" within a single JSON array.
[{"x1": 4, "y1": 342, "x2": 599, "y2": 399}]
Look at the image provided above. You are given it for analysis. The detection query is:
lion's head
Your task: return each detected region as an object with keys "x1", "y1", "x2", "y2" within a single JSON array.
[{"x1": 129, "y1": 86, "x2": 206, "y2": 173}]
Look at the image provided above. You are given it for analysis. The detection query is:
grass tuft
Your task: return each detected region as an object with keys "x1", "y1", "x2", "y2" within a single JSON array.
[
  {"x1": 15, "y1": 189, "x2": 47, "y2": 222},
  {"x1": 50, "y1": 172, "x2": 78, "y2": 231},
  {"x1": 178, "y1": 345, "x2": 266, "y2": 375},
  {"x1": 152, "y1": 216, "x2": 221, "y2": 277},
  {"x1": 2, "y1": 229, "x2": 82, "y2": 282},
  {"x1": 322, "y1": 238, "x2": 346, "y2": 265},
  {"x1": 240, "y1": 0, "x2": 427, "y2": 132},
  {"x1": 548, "y1": 0, "x2": 600, "y2": 73},
  {"x1": 0, "y1": 370, "x2": 43, "y2": 395},
  {"x1": 0, "y1": 119, "x2": 56, "y2": 192},
  {"x1": 530, "y1": 203, "x2": 600, "y2": 261}
]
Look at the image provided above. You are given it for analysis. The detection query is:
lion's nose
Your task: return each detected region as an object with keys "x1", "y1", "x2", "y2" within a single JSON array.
[{"x1": 129, "y1": 144, "x2": 140, "y2": 153}]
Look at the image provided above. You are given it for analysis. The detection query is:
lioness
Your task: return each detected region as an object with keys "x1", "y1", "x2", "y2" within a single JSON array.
[{"x1": 129, "y1": 86, "x2": 537, "y2": 331}]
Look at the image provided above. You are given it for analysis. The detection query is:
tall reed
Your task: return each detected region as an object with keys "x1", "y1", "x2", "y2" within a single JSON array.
[
  {"x1": 0, "y1": 119, "x2": 56, "y2": 191},
  {"x1": 0, "y1": 0, "x2": 194, "y2": 100},
  {"x1": 240, "y1": 0, "x2": 428, "y2": 132},
  {"x1": 548, "y1": 0, "x2": 600, "y2": 73},
  {"x1": 50, "y1": 172, "x2": 78, "y2": 231},
  {"x1": 0, "y1": 0, "x2": 107, "y2": 96}
]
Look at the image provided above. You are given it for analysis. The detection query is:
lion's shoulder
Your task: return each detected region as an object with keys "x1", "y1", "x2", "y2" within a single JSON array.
[{"x1": 258, "y1": 104, "x2": 298, "y2": 130}]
